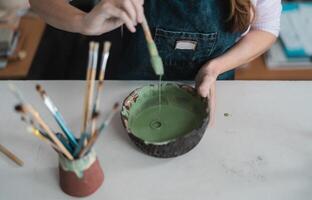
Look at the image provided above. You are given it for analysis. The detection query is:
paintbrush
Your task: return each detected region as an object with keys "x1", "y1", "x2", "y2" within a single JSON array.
[
  {"x1": 56, "y1": 133, "x2": 74, "y2": 153},
  {"x1": 10, "y1": 84, "x2": 60, "y2": 149},
  {"x1": 21, "y1": 115, "x2": 52, "y2": 142},
  {"x1": 27, "y1": 126, "x2": 46, "y2": 141},
  {"x1": 35, "y1": 84, "x2": 78, "y2": 147},
  {"x1": 20, "y1": 112, "x2": 64, "y2": 153},
  {"x1": 8, "y1": 83, "x2": 26, "y2": 103},
  {"x1": 0, "y1": 144, "x2": 24, "y2": 167},
  {"x1": 81, "y1": 42, "x2": 94, "y2": 134},
  {"x1": 91, "y1": 41, "x2": 111, "y2": 136},
  {"x1": 98, "y1": 42, "x2": 111, "y2": 82},
  {"x1": 90, "y1": 111, "x2": 100, "y2": 137},
  {"x1": 75, "y1": 112, "x2": 100, "y2": 158},
  {"x1": 141, "y1": 15, "x2": 164, "y2": 76},
  {"x1": 9, "y1": 84, "x2": 51, "y2": 140},
  {"x1": 9, "y1": 84, "x2": 67, "y2": 154},
  {"x1": 72, "y1": 132, "x2": 89, "y2": 158},
  {"x1": 79, "y1": 103, "x2": 119, "y2": 157},
  {"x1": 15, "y1": 104, "x2": 74, "y2": 160},
  {"x1": 82, "y1": 42, "x2": 99, "y2": 134},
  {"x1": 25, "y1": 126, "x2": 61, "y2": 152}
]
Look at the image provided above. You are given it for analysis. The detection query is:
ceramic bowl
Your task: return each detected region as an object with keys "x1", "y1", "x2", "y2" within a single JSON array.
[{"x1": 121, "y1": 83, "x2": 209, "y2": 158}]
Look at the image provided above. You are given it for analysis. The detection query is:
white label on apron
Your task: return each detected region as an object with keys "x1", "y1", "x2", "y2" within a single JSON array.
[{"x1": 175, "y1": 40, "x2": 197, "y2": 50}]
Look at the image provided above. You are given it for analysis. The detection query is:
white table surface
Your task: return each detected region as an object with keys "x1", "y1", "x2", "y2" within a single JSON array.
[{"x1": 0, "y1": 81, "x2": 312, "y2": 200}]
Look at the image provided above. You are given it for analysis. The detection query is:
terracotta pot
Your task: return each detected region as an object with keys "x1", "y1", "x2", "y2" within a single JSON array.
[
  {"x1": 59, "y1": 150, "x2": 104, "y2": 197},
  {"x1": 121, "y1": 83, "x2": 209, "y2": 158}
]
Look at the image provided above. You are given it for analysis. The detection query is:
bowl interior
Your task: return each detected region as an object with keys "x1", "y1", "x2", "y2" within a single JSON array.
[{"x1": 122, "y1": 83, "x2": 208, "y2": 143}]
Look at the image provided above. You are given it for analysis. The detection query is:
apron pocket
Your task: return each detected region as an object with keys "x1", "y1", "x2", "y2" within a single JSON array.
[
  {"x1": 154, "y1": 28, "x2": 217, "y2": 63},
  {"x1": 154, "y1": 28, "x2": 217, "y2": 80}
]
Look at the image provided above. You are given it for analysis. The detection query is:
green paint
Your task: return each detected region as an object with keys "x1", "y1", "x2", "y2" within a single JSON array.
[
  {"x1": 59, "y1": 149, "x2": 96, "y2": 178},
  {"x1": 124, "y1": 84, "x2": 207, "y2": 144},
  {"x1": 158, "y1": 75, "x2": 162, "y2": 115},
  {"x1": 224, "y1": 113, "x2": 230, "y2": 117},
  {"x1": 147, "y1": 42, "x2": 158, "y2": 56},
  {"x1": 147, "y1": 42, "x2": 164, "y2": 75}
]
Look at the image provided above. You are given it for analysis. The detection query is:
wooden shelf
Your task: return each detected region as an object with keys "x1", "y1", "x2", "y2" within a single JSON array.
[
  {"x1": 0, "y1": 15, "x2": 45, "y2": 79},
  {"x1": 235, "y1": 56, "x2": 312, "y2": 80}
]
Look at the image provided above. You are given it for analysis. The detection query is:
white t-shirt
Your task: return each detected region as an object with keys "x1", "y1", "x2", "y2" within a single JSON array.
[{"x1": 246, "y1": 0, "x2": 282, "y2": 37}]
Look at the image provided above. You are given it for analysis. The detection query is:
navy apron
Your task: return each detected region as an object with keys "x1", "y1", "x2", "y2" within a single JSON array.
[{"x1": 116, "y1": 0, "x2": 241, "y2": 80}]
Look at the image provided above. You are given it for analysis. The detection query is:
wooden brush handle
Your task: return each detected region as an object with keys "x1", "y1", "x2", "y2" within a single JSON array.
[
  {"x1": 26, "y1": 106, "x2": 74, "y2": 160},
  {"x1": 78, "y1": 131, "x2": 99, "y2": 158},
  {"x1": 82, "y1": 42, "x2": 99, "y2": 135},
  {"x1": 141, "y1": 15, "x2": 153, "y2": 43},
  {"x1": 82, "y1": 42, "x2": 95, "y2": 133},
  {"x1": 141, "y1": 16, "x2": 165, "y2": 76},
  {"x1": 0, "y1": 144, "x2": 24, "y2": 167}
]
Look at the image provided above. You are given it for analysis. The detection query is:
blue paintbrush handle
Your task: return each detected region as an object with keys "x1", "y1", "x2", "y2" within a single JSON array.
[
  {"x1": 56, "y1": 133, "x2": 73, "y2": 153},
  {"x1": 73, "y1": 132, "x2": 89, "y2": 158},
  {"x1": 54, "y1": 112, "x2": 78, "y2": 147},
  {"x1": 99, "y1": 123, "x2": 106, "y2": 133}
]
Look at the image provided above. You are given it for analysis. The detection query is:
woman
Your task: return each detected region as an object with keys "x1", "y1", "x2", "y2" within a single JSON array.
[{"x1": 29, "y1": 0, "x2": 281, "y2": 124}]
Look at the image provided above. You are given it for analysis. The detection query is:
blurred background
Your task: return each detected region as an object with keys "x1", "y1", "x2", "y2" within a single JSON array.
[{"x1": 0, "y1": 0, "x2": 311, "y2": 80}]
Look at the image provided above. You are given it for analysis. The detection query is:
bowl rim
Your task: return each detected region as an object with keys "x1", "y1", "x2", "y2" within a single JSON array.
[{"x1": 120, "y1": 82, "x2": 210, "y2": 145}]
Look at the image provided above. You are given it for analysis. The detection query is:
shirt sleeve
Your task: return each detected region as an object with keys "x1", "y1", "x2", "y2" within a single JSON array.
[{"x1": 251, "y1": 0, "x2": 282, "y2": 37}]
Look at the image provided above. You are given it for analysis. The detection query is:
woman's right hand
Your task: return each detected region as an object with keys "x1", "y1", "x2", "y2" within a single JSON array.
[{"x1": 79, "y1": 0, "x2": 144, "y2": 35}]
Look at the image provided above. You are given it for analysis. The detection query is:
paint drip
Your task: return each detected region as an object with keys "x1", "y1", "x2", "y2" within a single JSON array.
[
  {"x1": 59, "y1": 150, "x2": 96, "y2": 178},
  {"x1": 158, "y1": 75, "x2": 162, "y2": 117}
]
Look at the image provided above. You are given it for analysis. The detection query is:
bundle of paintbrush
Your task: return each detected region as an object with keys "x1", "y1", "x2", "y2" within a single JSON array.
[{"x1": 10, "y1": 41, "x2": 119, "y2": 160}]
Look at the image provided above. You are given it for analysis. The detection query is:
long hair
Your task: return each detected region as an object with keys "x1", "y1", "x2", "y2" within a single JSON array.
[{"x1": 227, "y1": 0, "x2": 255, "y2": 32}]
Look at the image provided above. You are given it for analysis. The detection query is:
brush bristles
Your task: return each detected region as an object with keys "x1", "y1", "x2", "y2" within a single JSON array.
[
  {"x1": 104, "y1": 41, "x2": 112, "y2": 53},
  {"x1": 87, "y1": 42, "x2": 95, "y2": 72},
  {"x1": 92, "y1": 111, "x2": 100, "y2": 120},
  {"x1": 35, "y1": 84, "x2": 41, "y2": 92},
  {"x1": 92, "y1": 42, "x2": 100, "y2": 69},
  {"x1": 89, "y1": 42, "x2": 95, "y2": 52},
  {"x1": 21, "y1": 116, "x2": 26, "y2": 122},
  {"x1": 15, "y1": 104, "x2": 25, "y2": 113},
  {"x1": 94, "y1": 43, "x2": 99, "y2": 55},
  {"x1": 93, "y1": 43, "x2": 99, "y2": 54},
  {"x1": 35, "y1": 84, "x2": 46, "y2": 96},
  {"x1": 113, "y1": 102, "x2": 119, "y2": 110}
]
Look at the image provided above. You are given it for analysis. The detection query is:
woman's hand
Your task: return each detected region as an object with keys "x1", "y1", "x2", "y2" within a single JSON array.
[
  {"x1": 79, "y1": 0, "x2": 144, "y2": 35},
  {"x1": 195, "y1": 61, "x2": 220, "y2": 127},
  {"x1": 195, "y1": 31, "x2": 277, "y2": 127}
]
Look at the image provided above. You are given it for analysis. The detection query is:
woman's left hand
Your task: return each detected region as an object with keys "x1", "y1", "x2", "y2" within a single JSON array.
[{"x1": 195, "y1": 61, "x2": 220, "y2": 127}]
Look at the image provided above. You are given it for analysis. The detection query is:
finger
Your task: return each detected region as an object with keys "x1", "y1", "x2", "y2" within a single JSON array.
[
  {"x1": 130, "y1": 0, "x2": 144, "y2": 23},
  {"x1": 197, "y1": 75, "x2": 213, "y2": 98},
  {"x1": 195, "y1": 72, "x2": 205, "y2": 90},
  {"x1": 122, "y1": 0, "x2": 137, "y2": 25},
  {"x1": 195, "y1": 67, "x2": 208, "y2": 90},
  {"x1": 208, "y1": 83, "x2": 216, "y2": 128},
  {"x1": 105, "y1": 4, "x2": 136, "y2": 32}
]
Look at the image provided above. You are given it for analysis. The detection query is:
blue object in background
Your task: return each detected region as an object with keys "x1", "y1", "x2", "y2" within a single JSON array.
[{"x1": 280, "y1": 2, "x2": 312, "y2": 58}]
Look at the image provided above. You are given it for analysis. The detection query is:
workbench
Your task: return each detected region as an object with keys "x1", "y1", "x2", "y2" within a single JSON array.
[{"x1": 0, "y1": 81, "x2": 312, "y2": 200}]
